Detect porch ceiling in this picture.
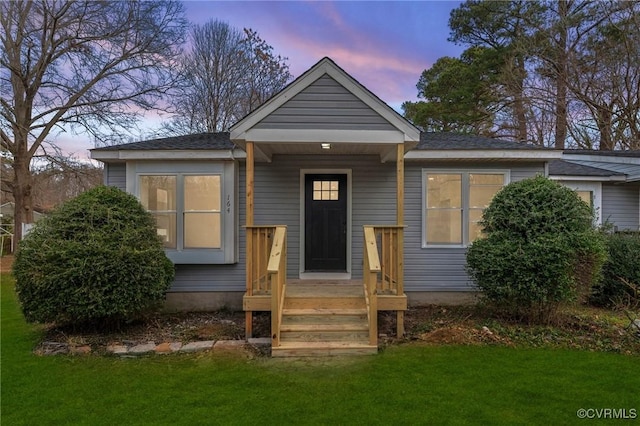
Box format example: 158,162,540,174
252,140,416,162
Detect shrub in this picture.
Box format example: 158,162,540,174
13,186,174,327
591,232,640,309
466,176,607,323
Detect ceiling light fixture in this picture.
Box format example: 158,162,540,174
321,143,331,150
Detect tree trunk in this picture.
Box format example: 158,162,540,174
514,55,528,143
12,154,34,243
554,0,569,149
597,107,614,150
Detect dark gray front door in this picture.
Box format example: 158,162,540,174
304,174,347,271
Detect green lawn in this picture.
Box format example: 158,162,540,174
2,273,638,425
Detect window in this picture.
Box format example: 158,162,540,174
313,180,339,200
140,175,177,248
557,181,601,225
130,162,237,264
576,190,593,208
424,170,508,246
140,175,222,250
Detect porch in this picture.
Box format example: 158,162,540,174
243,224,407,357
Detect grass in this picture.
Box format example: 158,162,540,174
2,273,639,425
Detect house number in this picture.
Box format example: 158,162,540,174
226,195,231,213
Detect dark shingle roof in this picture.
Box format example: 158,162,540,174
563,149,640,158
416,132,550,150
548,160,625,177
94,131,564,153
92,132,233,151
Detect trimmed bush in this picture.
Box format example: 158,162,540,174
591,232,640,309
13,186,174,327
466,176,607,323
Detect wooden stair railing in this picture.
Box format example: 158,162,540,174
266,226,287,348
363,226,381,346
364,225,405,337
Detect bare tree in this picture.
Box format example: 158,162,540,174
31,153,103,211
568,1,640,149
164,20,292,135
0,0,187,241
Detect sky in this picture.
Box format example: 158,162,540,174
59,0,465,159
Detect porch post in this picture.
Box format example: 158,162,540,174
396,143,405,337
246,141,254,226
245,141,255,338
396,143,404,225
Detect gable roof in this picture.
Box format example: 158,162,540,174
230,57,420,147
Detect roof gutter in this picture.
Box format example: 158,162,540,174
404,149,562,161
90,149,246,162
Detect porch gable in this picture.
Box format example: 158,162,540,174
230,57,420,162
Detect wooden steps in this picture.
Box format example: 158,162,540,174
271,282,378,357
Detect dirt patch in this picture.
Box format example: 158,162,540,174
42,311,271,351
19,298,640,356
1,255,14,273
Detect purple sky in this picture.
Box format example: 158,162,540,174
61,0,464,158
184,0,464,110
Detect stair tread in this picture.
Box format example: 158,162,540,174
282,308,367,315
281,323,368,332
275,341,376,349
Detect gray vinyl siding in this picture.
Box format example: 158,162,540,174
104,163,126,190
152,157,546,293
602,183,640,231
254,75,396,131
253,154,396,279
403,161,546,292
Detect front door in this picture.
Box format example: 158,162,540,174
304,174,347,271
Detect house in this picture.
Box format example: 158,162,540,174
91,57,637,356
0,201,46,222
0,202,46,254
549,151,640,229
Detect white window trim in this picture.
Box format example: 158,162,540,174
556,180,602,225
422,168,510,248
126,161,237,264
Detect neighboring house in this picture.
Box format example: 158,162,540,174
0,202,46,222
0,202,46,254
91,57,637,355
549,151,640,230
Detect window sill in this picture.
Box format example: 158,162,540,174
165,249,235,264
421,244,469,249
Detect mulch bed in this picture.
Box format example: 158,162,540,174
34,304,640,356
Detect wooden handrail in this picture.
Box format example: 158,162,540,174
368,225,404,296
363,226,381,346
246,225,277,296
267,226,287,347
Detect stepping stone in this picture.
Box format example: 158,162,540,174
180,341,214,353
129,342,156,355
155,342,182,353
213,340,246,353
70,345,92,355
106,345,128,355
